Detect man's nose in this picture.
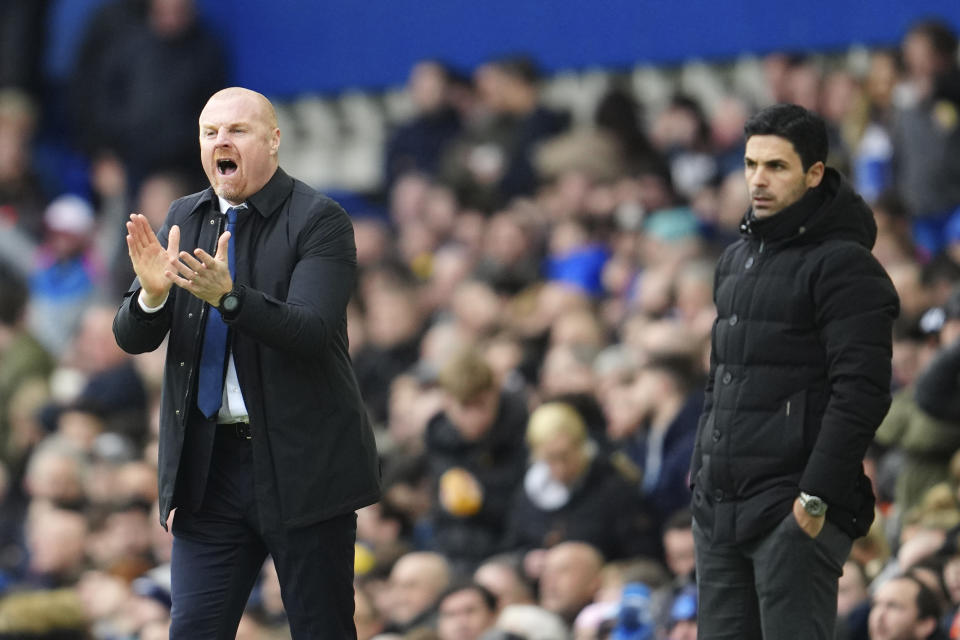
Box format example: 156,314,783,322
749,168,768,188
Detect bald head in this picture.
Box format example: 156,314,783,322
388,552,451,625
539,542,604,623
199,87,281,204
205,87,278,129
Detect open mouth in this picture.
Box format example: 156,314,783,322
216,159,238,176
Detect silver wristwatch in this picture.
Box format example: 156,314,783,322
799,491,827,517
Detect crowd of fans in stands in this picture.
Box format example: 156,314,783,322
1,1,960,639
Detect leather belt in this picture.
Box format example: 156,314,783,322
219,421,252,440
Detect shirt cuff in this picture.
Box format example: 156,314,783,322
138,290,169,313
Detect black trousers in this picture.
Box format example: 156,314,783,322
169,426,358,639
694,510,852,640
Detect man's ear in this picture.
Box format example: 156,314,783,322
917,616,936,640
805,161,825,188
270,128,281,157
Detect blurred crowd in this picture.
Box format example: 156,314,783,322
1,1,960,639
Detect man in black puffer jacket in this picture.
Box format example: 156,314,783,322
690,104,899,640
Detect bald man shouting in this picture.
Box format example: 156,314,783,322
114,87,380,639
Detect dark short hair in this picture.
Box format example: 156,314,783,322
664,508,693,532
491,54,541,84
641,354,698,395
743,103,828,171
438,581,498,613
908,19,959,60
899,572,942,624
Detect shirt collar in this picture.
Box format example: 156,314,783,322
217,196,247,214
190,167,294,218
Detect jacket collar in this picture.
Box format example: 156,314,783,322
188,167,294,218
739,176,828,244
738,168,876,249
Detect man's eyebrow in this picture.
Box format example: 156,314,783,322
744,155,790,165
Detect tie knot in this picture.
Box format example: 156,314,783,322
226,205,245,228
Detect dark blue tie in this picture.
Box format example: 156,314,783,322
197,206,239,418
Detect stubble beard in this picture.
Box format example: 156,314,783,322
213,181,243,203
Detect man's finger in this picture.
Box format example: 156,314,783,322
170,254,203,282
177,251,205,273
126,216,148,252
132,214,157,246
167,225,181,257
214,231,231,261
191,248,216,268
164,269,193,289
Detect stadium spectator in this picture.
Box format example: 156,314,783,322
102,169,193,297
473,555,536,612
876,288,960,519
424,348,527,571
869,573,947,640
0,88,47,244
385,60,464,188
68,0,226,187
837,559,872,640
23,504,88,588
665,585,698,640
494,603,571,640
611,355,702,526
503,402,658,561
915,286,960,422
661,510,696,590
26,195,104,357
441,54,569,211
0,263,53,468
593,87,662,176
650,94,719,201
436,582,498,640
354,267,427,425
382,551,451,635
356,582,386,640
893,19,960,257
537,541,604,625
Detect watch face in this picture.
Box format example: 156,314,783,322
222,293,239,312
803,496,826,516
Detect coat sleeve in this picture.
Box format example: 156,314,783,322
799,244,899,505
914,339,960,422
226,199,356,359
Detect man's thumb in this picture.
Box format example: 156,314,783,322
217,231,231,260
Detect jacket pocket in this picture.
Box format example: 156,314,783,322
784,389,807,454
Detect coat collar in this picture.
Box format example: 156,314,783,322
188,167,294,218
737,168,876,249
